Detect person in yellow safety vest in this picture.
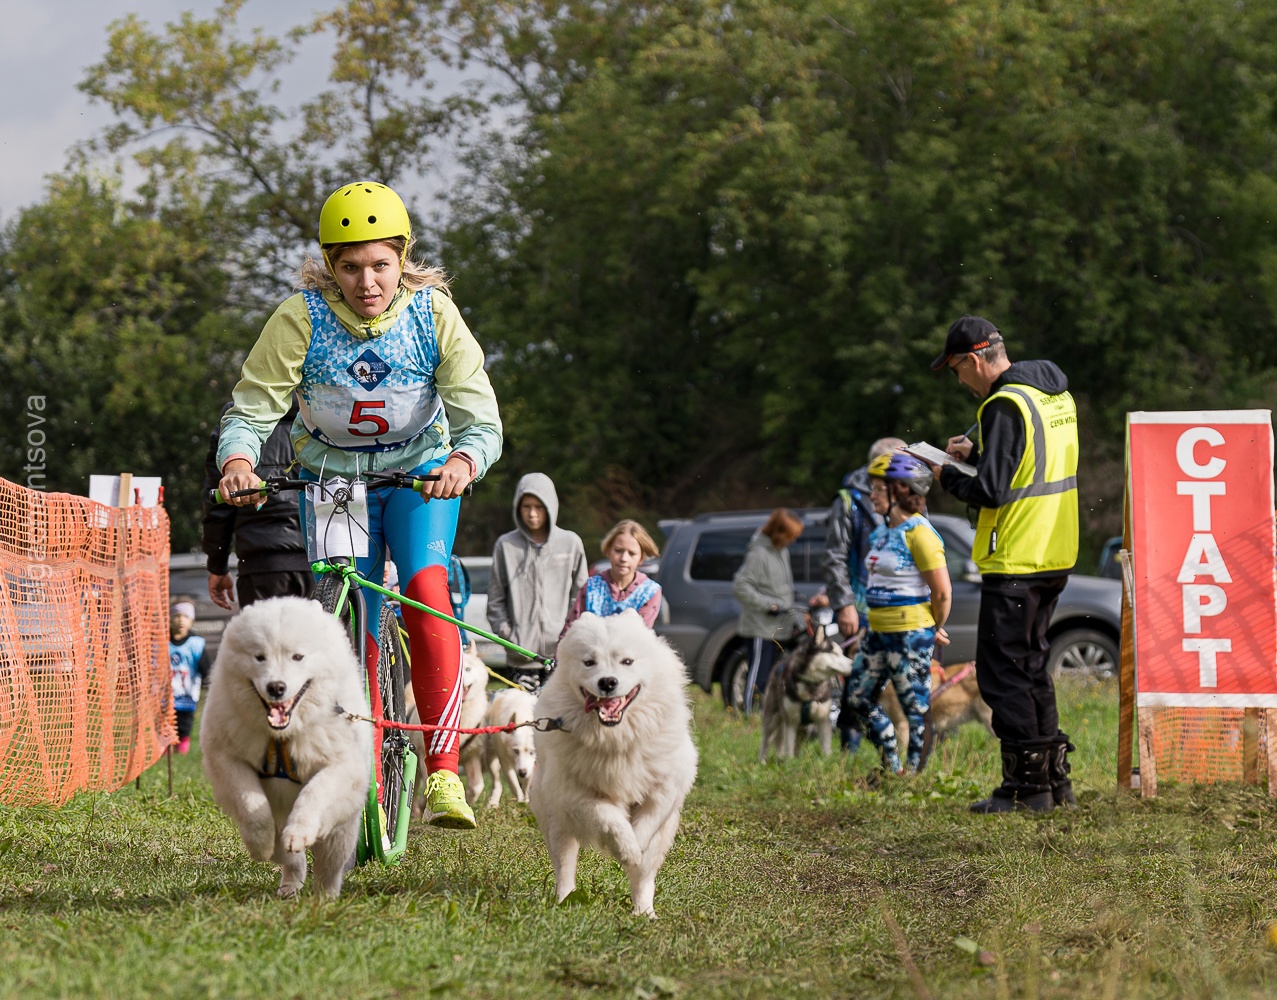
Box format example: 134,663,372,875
924,315,1079,814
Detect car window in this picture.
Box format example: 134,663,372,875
689,529,754,581
466,565,491,595
790,531,828,584
929,519,974,578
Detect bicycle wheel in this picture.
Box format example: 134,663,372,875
376,605,411,848
313,571,358,654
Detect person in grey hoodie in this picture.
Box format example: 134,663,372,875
488,473,589,686
732,508,804,713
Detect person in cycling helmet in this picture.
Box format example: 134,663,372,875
216,181,502,829
841,451,952,774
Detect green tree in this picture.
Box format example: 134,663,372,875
0,173,255,551
63,0,1277,553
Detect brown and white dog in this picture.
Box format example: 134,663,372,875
880,659,993,749
758,625,853,762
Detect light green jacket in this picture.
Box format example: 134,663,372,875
216,287,502,478
732,533,795,639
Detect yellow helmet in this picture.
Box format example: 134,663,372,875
318,181,411,247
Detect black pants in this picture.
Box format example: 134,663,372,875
237,570,315,607
976,574,1069,742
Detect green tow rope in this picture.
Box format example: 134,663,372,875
313,561,556,670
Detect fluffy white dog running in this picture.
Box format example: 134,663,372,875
202,597,372,899
530,610,698,917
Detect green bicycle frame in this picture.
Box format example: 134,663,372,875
316,564,418,866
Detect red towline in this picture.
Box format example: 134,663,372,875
337,707,566,735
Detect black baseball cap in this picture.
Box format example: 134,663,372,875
931,315,1002,370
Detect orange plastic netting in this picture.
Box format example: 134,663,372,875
0,477,173,806
1146,706,1266,785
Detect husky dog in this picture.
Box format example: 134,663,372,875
201,597,371,898
880,659,994,748
530,611,698,918
484,687,538,807
758,625,853,761
407,647,489,813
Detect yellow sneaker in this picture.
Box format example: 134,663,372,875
423,770,476,830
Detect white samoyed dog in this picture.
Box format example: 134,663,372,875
530,610,698,917
201,597,372,898
484,687,538,807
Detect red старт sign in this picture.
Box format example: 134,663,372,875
1128,410,1276,706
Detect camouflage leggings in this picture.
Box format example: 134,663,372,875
843,626,935,772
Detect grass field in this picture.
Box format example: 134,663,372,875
2,678,1276,999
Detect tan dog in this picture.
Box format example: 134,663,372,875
484,687,538,807
406,647,488,815
759,627,853,761
880,660,993,749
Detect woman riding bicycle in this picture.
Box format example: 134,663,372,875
216,180,502,829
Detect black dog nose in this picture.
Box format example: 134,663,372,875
265,680,287,700
597,676,618,695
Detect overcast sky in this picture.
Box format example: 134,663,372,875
0,1,330,221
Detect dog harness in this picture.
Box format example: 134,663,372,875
258,739,303,784
782,639,835,723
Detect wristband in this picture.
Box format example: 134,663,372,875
450,451,478,480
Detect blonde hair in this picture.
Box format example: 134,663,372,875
297,235,450,294
600,519,660,560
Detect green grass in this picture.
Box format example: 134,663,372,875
2,679,1277,998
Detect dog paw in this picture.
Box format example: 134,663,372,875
243,829,276,862
277,881,302,899
615,843,643,867
281,823,318,854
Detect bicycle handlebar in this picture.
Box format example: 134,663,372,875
207,470,455,505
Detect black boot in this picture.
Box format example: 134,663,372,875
1049,733,1077,808
970,740,1054,813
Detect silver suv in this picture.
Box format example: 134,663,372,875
654,509,1121,708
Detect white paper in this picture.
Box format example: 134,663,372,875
88,475,164,507
304,479,371,559
904,442,977,477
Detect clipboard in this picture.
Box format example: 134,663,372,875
904,441,977,477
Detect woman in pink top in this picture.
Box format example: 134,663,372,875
562,520,662,635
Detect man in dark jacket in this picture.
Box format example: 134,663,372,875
202,400,313,608
927,315,1079,813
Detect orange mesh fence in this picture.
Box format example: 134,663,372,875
0,477,173,806
1145,707,1266,785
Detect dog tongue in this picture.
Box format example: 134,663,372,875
268,703,291,728
595,697,626,721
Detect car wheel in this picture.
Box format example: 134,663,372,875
1047,627,1119,679
719,648,752,713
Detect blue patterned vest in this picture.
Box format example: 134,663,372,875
170,635,206,712
297,288,443,452
583,573,660,617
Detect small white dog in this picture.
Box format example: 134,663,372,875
406,647,488,813
758,626,853,762
201,597,371,898
530,611,698,918
484,687,538,807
